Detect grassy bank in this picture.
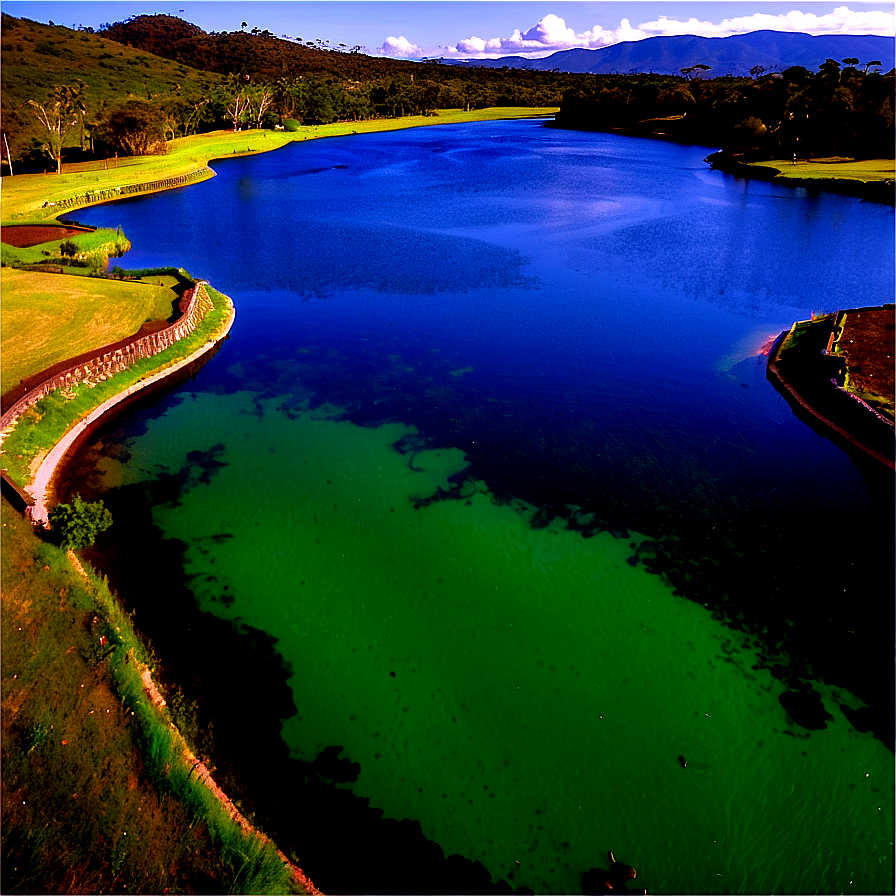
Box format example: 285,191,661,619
0,110,553,893
745,156,895,183
1,226,131,268
1,498,297,894
1,108,558,223
1,269,178,390
1,284,233,489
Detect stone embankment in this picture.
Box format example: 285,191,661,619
767,306,895,470
1,281,213,429
1,280,235,523
22,310,233,523
40,166,214,212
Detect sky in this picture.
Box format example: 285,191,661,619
3,1,894,59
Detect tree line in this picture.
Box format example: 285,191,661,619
10,12,895,172
556,59,894,159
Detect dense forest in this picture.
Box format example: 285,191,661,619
556,61,895,159
2,12,893,173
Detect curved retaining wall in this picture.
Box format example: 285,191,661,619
42,166,214,212
23,297,234,524
1,282,214,434
767,314,895,471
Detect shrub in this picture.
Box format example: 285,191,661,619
47,494,113,550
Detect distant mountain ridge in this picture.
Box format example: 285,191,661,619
442,30,895,77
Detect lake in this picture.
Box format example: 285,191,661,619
70,120,894,894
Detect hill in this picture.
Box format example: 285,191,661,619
97,13,416,81
0,13,227,166
0,13,581,170
2,13,892,172
444,30,895,77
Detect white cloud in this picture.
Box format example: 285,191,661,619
378,35,424,58
442,7,894,58
637,7,895,38
445,14,642,56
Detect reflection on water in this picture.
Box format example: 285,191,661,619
74,121,894,893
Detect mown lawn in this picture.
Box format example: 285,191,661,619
1,268,176,391
746,156,896,182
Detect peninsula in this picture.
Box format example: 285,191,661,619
767,305,895,470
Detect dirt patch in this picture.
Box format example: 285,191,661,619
837,306,895,420
1,224,94,248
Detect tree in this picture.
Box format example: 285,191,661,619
681,64,712,80
731,116,768,147
23,80,86,173
248,85,275,127
94,100,167,156
48,494,113,550
226,89,251,129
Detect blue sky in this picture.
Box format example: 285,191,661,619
3,1,894,58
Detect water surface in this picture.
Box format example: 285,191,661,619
75,121,894,894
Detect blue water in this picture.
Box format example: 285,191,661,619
74,120,895,894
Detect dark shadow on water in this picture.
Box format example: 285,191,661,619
77,472,543,895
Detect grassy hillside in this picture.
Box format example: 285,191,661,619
1,13,226,165
1,12,575,172
1,499,299,895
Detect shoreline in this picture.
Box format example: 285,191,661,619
704,151,895,204
1,111,559,895
1,109,559,224
766,310,895,471
24,294,235,522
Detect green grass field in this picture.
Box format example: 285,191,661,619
1,268,176,389
746,156,896,182
1,284,233,487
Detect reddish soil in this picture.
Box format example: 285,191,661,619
1,224,94,247
837,306,895,418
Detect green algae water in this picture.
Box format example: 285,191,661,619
90,389,893,895
74,121,895,893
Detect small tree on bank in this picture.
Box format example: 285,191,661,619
48,494,113,550
94,100,168,157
